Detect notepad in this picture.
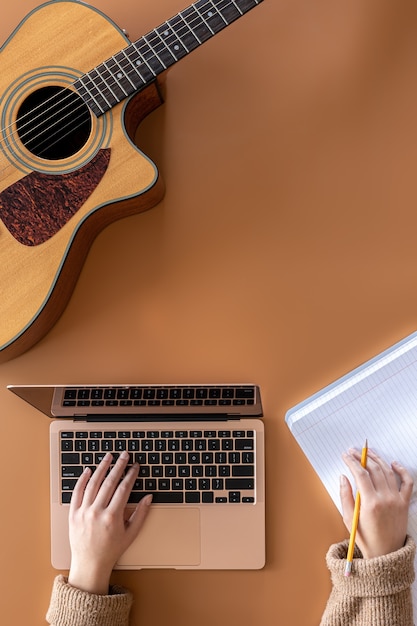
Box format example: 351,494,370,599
285,331,417,605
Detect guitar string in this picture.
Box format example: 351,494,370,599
0,0,253,166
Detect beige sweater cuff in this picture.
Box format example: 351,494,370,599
46,575,133,626
325,535,416,596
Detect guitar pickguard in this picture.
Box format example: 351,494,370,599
0,149,111,246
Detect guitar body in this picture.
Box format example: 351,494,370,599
0,1,164,362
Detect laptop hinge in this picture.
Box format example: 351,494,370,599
74,413,242,423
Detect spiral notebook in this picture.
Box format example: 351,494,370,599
285,331,417,607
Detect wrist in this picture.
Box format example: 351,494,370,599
68,562,112,595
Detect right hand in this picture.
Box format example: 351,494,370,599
340,449,413,559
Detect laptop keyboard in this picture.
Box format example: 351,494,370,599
60,427,256,505
55,385,261,416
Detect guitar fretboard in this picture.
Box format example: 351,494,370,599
74,0,263,117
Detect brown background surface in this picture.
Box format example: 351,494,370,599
2,0,417,624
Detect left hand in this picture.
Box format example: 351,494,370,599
68,450,152,594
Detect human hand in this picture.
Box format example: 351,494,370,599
340,449,413,559
68,450,152,594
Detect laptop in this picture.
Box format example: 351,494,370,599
8,383,265,570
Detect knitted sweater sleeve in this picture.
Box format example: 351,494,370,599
320,536,416,626
46,575,133,626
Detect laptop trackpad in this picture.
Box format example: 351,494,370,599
117,507,201,567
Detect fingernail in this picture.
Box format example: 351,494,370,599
143,494,153,506
340,474,347,487
120,450,129,460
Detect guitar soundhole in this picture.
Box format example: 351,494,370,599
16,86,92,160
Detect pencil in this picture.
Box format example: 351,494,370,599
344,440,368,577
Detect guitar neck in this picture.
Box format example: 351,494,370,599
74,0,263,116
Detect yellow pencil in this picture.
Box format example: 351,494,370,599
344,440,368,577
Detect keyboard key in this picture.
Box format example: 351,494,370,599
61,453,80,464
185,493,200,503
225,478,254,490
62,479,77,491
64,390,77,399
242,452,254,463
235,439,254,450
232,465,254,476
61,466,83,478
236,388,255,398
151,492,184,504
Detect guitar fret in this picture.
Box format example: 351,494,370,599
196,0,229,31
143,32,177,69
74,0,264,116
156,23,189,58
217,0,242,24
130,43,159,77
168,14,201,50
101,60,130,99
181,6,212,44
87,70,117,109
118,49,150,87
98,62,127,102
75,77,106,117
192,3,216,36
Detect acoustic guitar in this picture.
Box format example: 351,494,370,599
0,0,263,362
